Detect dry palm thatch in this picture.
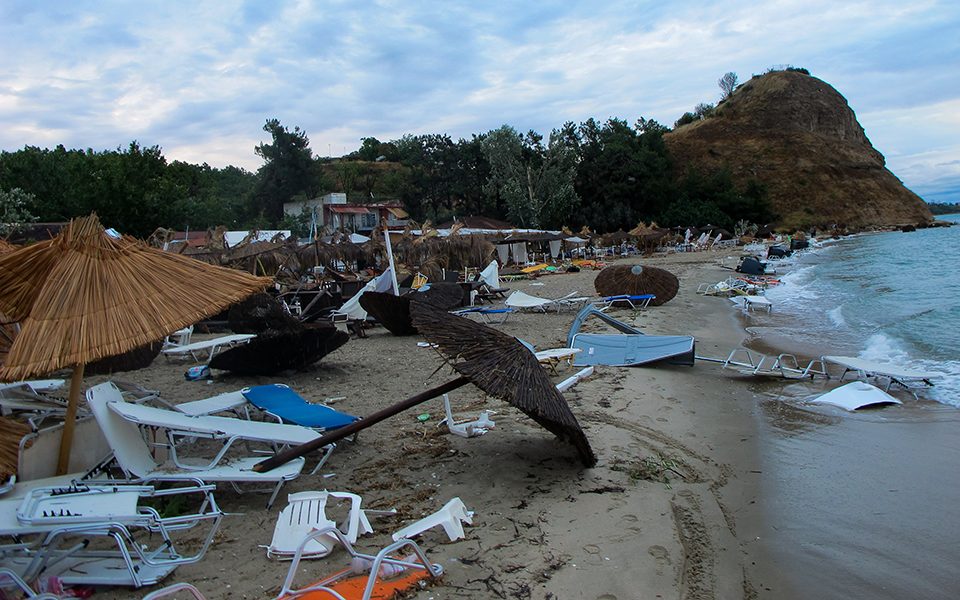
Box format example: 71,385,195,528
86,341,162,375
410,301,596,466
578,226,594,239
0,213,271,474
210,325,349,375
414,282,464,310
594,264,679,306
0,239,20,254
228,292,301,334
359,292,417,336
0,214,273,380
0,317,16,368
0,416,30,482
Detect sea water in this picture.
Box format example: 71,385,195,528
761,214,960,405
748,214,960,599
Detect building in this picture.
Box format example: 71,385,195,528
283,193,409,237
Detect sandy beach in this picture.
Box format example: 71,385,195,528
85,251,784,600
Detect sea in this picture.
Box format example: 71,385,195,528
742,214,960,599
758,213,960,406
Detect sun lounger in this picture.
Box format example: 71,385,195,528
821,355,939,394
161,334,256,363
85,382,305,508
534,347,582,375
0,477,222,588
505,290,585,313
729,295,773,313
599,294,656,310
242,384,359,431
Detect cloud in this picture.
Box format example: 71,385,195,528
0,0,957,201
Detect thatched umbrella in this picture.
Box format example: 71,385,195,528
210,325,349,375
0,214,271,474
1,416,31,484
0,240,18,254
360,283,467,337
253,301,596,473
594,264,679,306
359,292,417,336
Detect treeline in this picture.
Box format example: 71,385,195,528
927,201,960,216
1,116,775,238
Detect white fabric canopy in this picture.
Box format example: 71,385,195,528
336,268,395,320
496,244,510,264
478,260,501,289
510,243,528,264
549,239,562,258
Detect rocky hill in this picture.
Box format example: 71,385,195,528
664,70,933,229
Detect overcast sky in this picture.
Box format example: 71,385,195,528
1,1,958,202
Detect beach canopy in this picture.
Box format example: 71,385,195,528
0,213,272,472
594,264,679,306
410,301,595,466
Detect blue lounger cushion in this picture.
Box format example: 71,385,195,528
241,384,359,430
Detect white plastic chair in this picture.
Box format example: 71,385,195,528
391,498,474,542
266,491,372,560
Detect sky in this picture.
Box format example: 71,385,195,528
1,1,958,203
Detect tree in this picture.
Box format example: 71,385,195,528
0,187,37,235
481,125,578,228
718,71,738,100
252,119,318,223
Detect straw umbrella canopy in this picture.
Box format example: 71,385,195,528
253,301,597,473
0,214,272,474
411,302,595,465
594,264,679,306
1,416,31,484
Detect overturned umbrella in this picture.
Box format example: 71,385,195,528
254,301,596,472
594,264,679,306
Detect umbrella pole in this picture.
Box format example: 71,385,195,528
254,376,470,473
56,363,85,475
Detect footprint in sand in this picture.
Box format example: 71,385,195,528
596,595,618,600
648,545,672,575
584,544,601,554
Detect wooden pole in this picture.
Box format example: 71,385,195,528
56,363,85,475
254,376,470,472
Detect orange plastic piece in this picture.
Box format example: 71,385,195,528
282,566,435,600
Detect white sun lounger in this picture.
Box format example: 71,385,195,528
505,290,585,313
534,347,582,374
729,295,773,313
821,355,939,394
161,334,256,363
85,382,305,508
0,478,222,588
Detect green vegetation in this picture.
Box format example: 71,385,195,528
1,113,776,236
927,201,960,215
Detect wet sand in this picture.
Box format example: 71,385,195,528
732,286,960,599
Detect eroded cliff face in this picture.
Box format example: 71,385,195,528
664,71,932,229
